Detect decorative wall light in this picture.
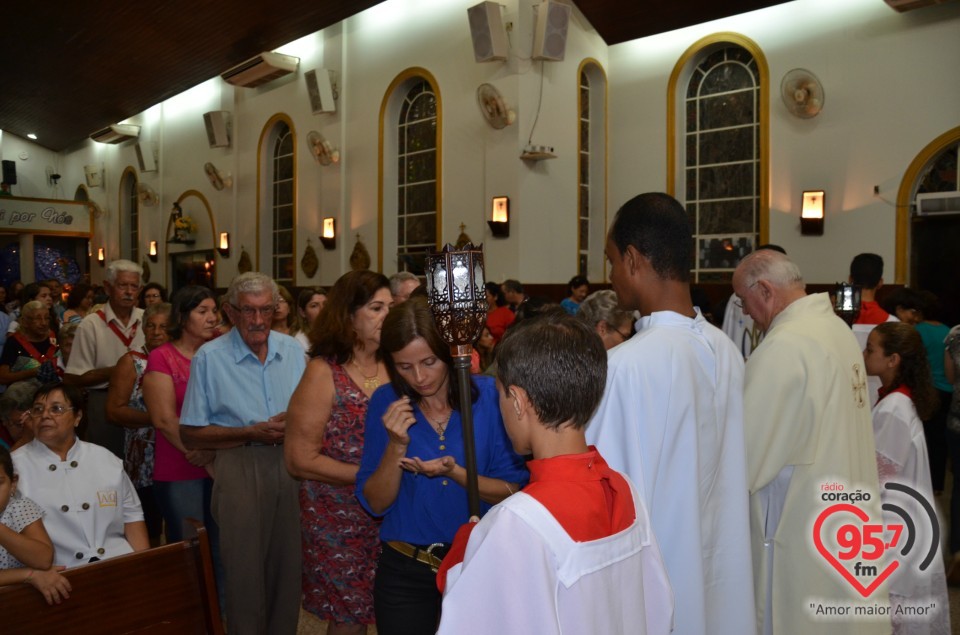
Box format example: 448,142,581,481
801,190,824,236
218,232,230,258
148,241,159,262
488,196,510,238
321,217,336,250
97,247,106,266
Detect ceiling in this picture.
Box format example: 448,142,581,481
2,0,793,153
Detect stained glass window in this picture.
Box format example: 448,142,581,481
272,122,294,283
684,46,760,282
397,80,438,275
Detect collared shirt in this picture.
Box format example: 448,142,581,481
12,438,143,566
65,303,145,389
180,328,306,428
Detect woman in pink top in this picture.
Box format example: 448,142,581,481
142,286,219,543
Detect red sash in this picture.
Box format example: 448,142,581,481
12,332,58,365
97,310,139,350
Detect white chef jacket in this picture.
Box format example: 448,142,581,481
12,438,143,566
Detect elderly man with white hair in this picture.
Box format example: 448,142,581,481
65,259,145,459
732,250,890,635
179,272,306,635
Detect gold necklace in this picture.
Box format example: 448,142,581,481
351,359,381,391
422,403,451,440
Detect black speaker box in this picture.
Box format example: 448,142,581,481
1,160,16,185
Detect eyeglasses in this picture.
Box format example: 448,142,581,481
732,281,760,310
231,304,275,319
29,404,75,418
614,327,634,341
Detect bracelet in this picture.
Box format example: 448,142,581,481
24,569,35,581
504,482,515,496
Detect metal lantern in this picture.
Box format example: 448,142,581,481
833,282,862,327
424,242,488,518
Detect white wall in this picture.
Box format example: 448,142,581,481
3,0,958,288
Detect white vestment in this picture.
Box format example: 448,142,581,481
437,482,673,635
745,293,890,635
586,309,756,635
872,392,950,635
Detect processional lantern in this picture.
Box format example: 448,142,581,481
424,243,488,518
833,282,861,327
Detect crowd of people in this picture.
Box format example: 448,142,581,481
0,191,957,635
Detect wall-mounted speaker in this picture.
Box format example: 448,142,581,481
1,160,16,185
135,142,157,172
84,165,102,188
532,0,571,61
305,69,337,114
467,2,508,63
203,111,232,148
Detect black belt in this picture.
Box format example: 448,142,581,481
385,541,451,572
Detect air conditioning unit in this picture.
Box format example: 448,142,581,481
221,51,299,88
915,191,960,216
883,0,950,12
90,124,140,144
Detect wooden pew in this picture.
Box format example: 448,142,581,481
0,520,223,635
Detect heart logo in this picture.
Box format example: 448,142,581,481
813,503,899,598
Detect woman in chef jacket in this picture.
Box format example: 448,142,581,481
11,383,148,566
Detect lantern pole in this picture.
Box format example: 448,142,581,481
423,243,487,519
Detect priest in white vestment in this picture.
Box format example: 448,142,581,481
586,192,756,635
733,250,891,635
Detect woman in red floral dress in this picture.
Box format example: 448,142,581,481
285,270,392,635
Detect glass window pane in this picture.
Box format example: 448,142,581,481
580,85,589,118
407,151,436,183
580,120,589,151
277,155,294,181
580,185,589,217
276,256,294,281
406,121,437,152
698,127,753,164
278,133,293,156
686,100,697,132
698,164,754,200
698,199,755,234
699,63,751,95
405,214,436,246
275,229,293,254
698,236,753,270
686,169,697,201
276,180,293,206
699,91,754,131
580,154,589,185
275,204,293,229
406,183,436,214
918,144,958,193
579,219,589,245
686,134,697,167
687,69,703,99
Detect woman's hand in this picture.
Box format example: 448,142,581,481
381,396,418,446
25,566,72,605
399,455,455,477
184,449,215,467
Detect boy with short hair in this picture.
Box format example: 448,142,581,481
436,313,673,635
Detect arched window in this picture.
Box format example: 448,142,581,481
578,60,607,280
669,34,768,282
379,68,441,275
268,121,296,284
120,169,139,263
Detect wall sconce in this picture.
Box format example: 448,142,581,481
488,196,510,238
218,232,230,258
320,217,336,250
148,241,159,262
801,190,824,236
97,247,106,266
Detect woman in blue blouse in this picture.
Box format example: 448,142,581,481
356,296,528,635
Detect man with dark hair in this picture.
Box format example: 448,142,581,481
500,279,526,312
437,313,672,635
849,253,897,406
586,192,754,635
